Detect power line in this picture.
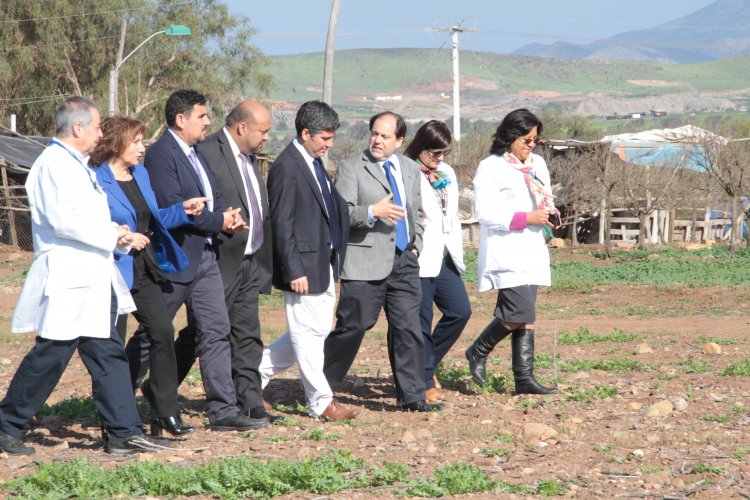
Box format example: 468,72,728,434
0,1,192,24
0,29,166,53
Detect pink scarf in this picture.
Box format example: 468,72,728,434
503,152,559,215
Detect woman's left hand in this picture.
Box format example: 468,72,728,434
184,197,209,216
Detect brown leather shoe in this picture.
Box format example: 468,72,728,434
426,387,444,402
319,398,360,421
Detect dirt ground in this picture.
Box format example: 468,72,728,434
1,244,750,498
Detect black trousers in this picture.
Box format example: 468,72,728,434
173,254,265,413
127,247,238,422
324,250,426,405
117,270,179,418
0,292,143,439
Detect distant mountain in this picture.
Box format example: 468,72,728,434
513,0,750,63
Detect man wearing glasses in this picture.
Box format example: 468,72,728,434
323,111,443,413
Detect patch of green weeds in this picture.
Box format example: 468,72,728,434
567,386,618,404
402,462,497,497
274,416,298,427
689,463,725,475
185,365,202,386
516,399,541,410
481,447,511,458
637,466,666,474
535,479,568,496
678,358,710,373
561,358,644,372
4,450,408,499
698,413,732,423
558,326,643,345
695,336,740,346
721,357,750,376
731,446,750,460
594,443,614,455
302,429,341,441
437,366,510,394
266,434,291,443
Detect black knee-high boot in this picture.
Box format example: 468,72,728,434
511,328,557,394
465,318,513,385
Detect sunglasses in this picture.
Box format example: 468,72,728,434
427,148,452,158
518,136,541,146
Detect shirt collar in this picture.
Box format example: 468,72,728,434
168,129,193,157
222,128,243,162
292,137,316,167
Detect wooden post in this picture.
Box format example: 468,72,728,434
703,206,711,240
667,208,675,243
599,199,609,245
0,165,19,247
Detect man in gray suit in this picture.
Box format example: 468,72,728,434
323,111,443,412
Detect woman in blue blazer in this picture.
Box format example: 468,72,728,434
91,116,206,437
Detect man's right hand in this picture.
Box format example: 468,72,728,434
290,276,309,295
371,193,405,223
222,207,247,233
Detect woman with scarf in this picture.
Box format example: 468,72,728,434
466,109,559,394
404,121,471,402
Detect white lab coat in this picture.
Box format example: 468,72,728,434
418,162,465,277
11,139,135,340
474,153,552,292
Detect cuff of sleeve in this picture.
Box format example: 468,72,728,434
368,205,376,224
509,211,528,230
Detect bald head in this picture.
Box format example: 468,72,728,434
225,100,272,156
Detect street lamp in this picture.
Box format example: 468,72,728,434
108,24,191,116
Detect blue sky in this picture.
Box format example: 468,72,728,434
226,0,716,55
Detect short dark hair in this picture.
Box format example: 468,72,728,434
489,108,543,156
369,111,407,139
165,89,207,127
294,100,340,136
403,120,451,161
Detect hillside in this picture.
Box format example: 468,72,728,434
267,49,750,121
513,0,750,63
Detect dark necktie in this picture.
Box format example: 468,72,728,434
382,160,408,251
313,158,341,250
239,153,264,253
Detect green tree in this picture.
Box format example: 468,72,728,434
0,1,272,137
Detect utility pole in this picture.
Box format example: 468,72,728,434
451,26,462,142
431,23,477,144
322,0,341,105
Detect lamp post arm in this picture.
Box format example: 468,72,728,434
115,30,166,73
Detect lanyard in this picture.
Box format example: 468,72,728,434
50,139,102,193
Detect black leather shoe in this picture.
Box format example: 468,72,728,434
248,405,282,424
209,412,269,431
150,416,195,437
0,431,34,455
399,400,444,412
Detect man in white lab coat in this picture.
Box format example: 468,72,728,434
0,97,172,456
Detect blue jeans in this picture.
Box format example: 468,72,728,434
420,255,472,389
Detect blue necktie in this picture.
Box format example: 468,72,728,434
313,158,341,250
382,160,408,251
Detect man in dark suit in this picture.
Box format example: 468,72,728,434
257,100,359,421
323,111,443,412
131,89,260,431
188,100,276,424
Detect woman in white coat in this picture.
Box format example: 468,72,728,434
466,109,559,395
404,121,471,402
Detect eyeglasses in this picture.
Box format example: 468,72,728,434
427,148,452,158
517,136,541,146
